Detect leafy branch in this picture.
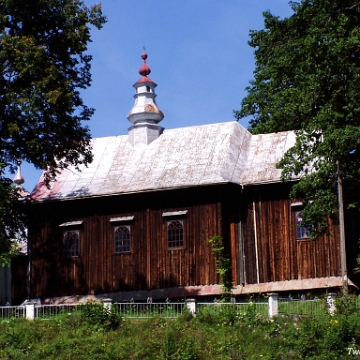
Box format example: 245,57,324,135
208,235,233,301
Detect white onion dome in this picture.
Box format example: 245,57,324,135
127,52,164,125
13,159,25,187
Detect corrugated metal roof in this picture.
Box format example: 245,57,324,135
31,121,296,202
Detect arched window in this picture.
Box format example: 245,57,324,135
167,220,184,248
63,231,80,257
114,226,131,253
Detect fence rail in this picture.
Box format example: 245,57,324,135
197,301,268,317
113,302,185,318
278,298,325,316
36,304,81,318
0,306,24,320
0,294,341,321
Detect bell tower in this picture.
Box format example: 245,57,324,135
127,52,164,146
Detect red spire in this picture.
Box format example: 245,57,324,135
139,52,151,77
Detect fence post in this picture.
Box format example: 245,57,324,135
103,298,112,313
185,298,196,317
327,293,336,315
268,293,278,318
25,302,35,320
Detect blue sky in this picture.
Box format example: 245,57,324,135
20,1,294,191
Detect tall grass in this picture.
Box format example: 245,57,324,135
1,296,360,359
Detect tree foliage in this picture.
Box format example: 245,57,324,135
235,0,360,230
208,235,233,300
0,0,106,265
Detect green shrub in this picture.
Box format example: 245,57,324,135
80,300,122,331
2,296,360,359
208,235,233,300
196,303,262,326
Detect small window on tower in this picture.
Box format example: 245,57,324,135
146,86,150,92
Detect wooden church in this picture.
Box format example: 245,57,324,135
26,53,357,302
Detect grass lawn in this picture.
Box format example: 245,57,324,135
1,297,360,359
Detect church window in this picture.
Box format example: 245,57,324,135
114,226,131,253
63,230,80,257
167,220,184,248
295,211,312,239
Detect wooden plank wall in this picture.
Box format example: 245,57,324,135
11,255,28,305
238,184,342,284
345,208,360,284
29,186,229,298
28,182,345,300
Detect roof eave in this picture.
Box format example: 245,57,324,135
30,180,236,204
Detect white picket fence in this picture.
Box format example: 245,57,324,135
0,293,338,321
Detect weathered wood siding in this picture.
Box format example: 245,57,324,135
28,183,344,299
237,184,341,284
11,255,28,305
29,186,229,298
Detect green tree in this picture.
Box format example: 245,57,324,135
208,236,233,300
0,0,106,266
235,0,360,231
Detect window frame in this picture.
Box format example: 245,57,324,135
167,219,185,249
295,210,312,240
114,225,132,253
291,207,314,241
63,230,80,258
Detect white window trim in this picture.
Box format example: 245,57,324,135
162,210,188,217
290,202,303,207
110,216,134,223
59,220,83,227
